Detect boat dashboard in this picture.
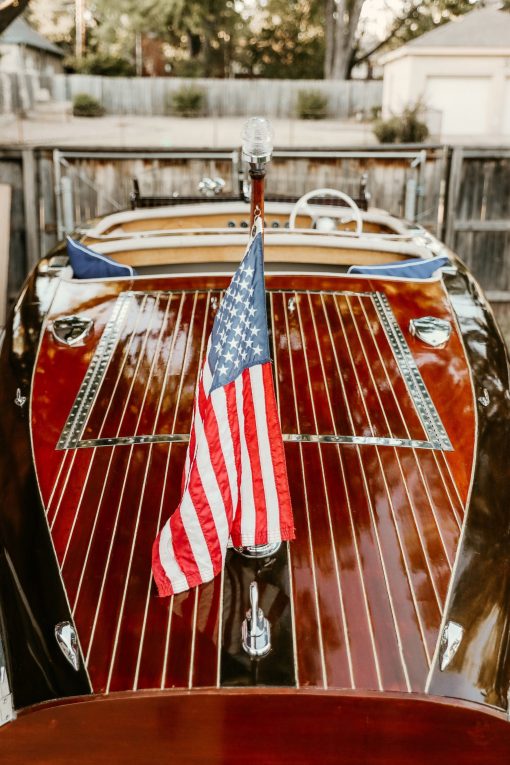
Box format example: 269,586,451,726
48,197,447,277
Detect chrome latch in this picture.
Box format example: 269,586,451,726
242,581,271,658
439,620,464,671
409,316,451,348
51,315,93,347
234,541,281,559
55,621,80,671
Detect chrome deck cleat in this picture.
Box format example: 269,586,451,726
241,581,271,658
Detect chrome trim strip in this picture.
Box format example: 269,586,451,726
69,433,445,450
283,434,441,449
373,292,452,451
76,434,191,448
57,292,133,450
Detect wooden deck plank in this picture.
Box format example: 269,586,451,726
31,273,475,695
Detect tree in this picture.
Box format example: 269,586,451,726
164,0,247,78
325,0,480,80
242,0,324,79
0,0,31,35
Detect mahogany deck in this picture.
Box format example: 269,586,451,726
31,273,475,695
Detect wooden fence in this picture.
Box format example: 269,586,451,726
1,143,510,337
0,73,382,118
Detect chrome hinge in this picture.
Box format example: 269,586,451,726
0,639,15,726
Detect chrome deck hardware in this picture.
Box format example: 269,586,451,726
55,621,80,671
235,541,281,559
51,315,94,347
439,620,464,671
14,388,26,408
409,316,452,348
242,581,271,658
478,388,490,407
198,177,225,197
0,636,14,726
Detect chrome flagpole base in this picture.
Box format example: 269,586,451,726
234,541,282,559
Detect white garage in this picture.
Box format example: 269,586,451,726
381,4,510,142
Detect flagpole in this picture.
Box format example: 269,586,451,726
241,117,274,229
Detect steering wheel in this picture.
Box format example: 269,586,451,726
289,188,363,235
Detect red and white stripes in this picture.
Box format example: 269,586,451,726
153,357,294,597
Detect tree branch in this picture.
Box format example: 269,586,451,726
352,2,421,66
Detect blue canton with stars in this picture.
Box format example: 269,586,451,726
208,231,270,392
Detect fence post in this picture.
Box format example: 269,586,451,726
53,149,64,240
444,146,464,249
21,148,40,271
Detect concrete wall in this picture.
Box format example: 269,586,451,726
382,52,510,141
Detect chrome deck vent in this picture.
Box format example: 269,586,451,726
409,316,451,348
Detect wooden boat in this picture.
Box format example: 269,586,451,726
2,123,510,762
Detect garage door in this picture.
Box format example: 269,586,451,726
425,76,491,136
503,78,510,135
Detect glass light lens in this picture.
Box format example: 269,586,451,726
242,117,273,160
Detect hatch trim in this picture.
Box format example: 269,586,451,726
56,288,452,452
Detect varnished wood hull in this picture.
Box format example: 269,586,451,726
3,690,510,764
2,226,510,760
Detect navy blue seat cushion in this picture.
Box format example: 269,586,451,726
348,254,450,279
66,236,136,279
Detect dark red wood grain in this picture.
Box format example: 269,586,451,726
2,690,508,765
31,273,475,695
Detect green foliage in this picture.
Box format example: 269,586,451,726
28,0,495,82
72,93,105,117
374,104,429,144
167,85,206,117
65,53,135,76
296,89,328,120
373,116,401,143
243,0,325,78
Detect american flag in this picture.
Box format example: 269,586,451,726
152,220,294,596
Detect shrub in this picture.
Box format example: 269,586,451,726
297,89,328,120
167,85,206,117
72,93,104,117
374,104,429,144
399,105,429,143
373,115,401,143
65,54,135,77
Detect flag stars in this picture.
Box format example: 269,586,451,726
253,345,263,356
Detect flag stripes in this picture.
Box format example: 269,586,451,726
153,226,294,596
